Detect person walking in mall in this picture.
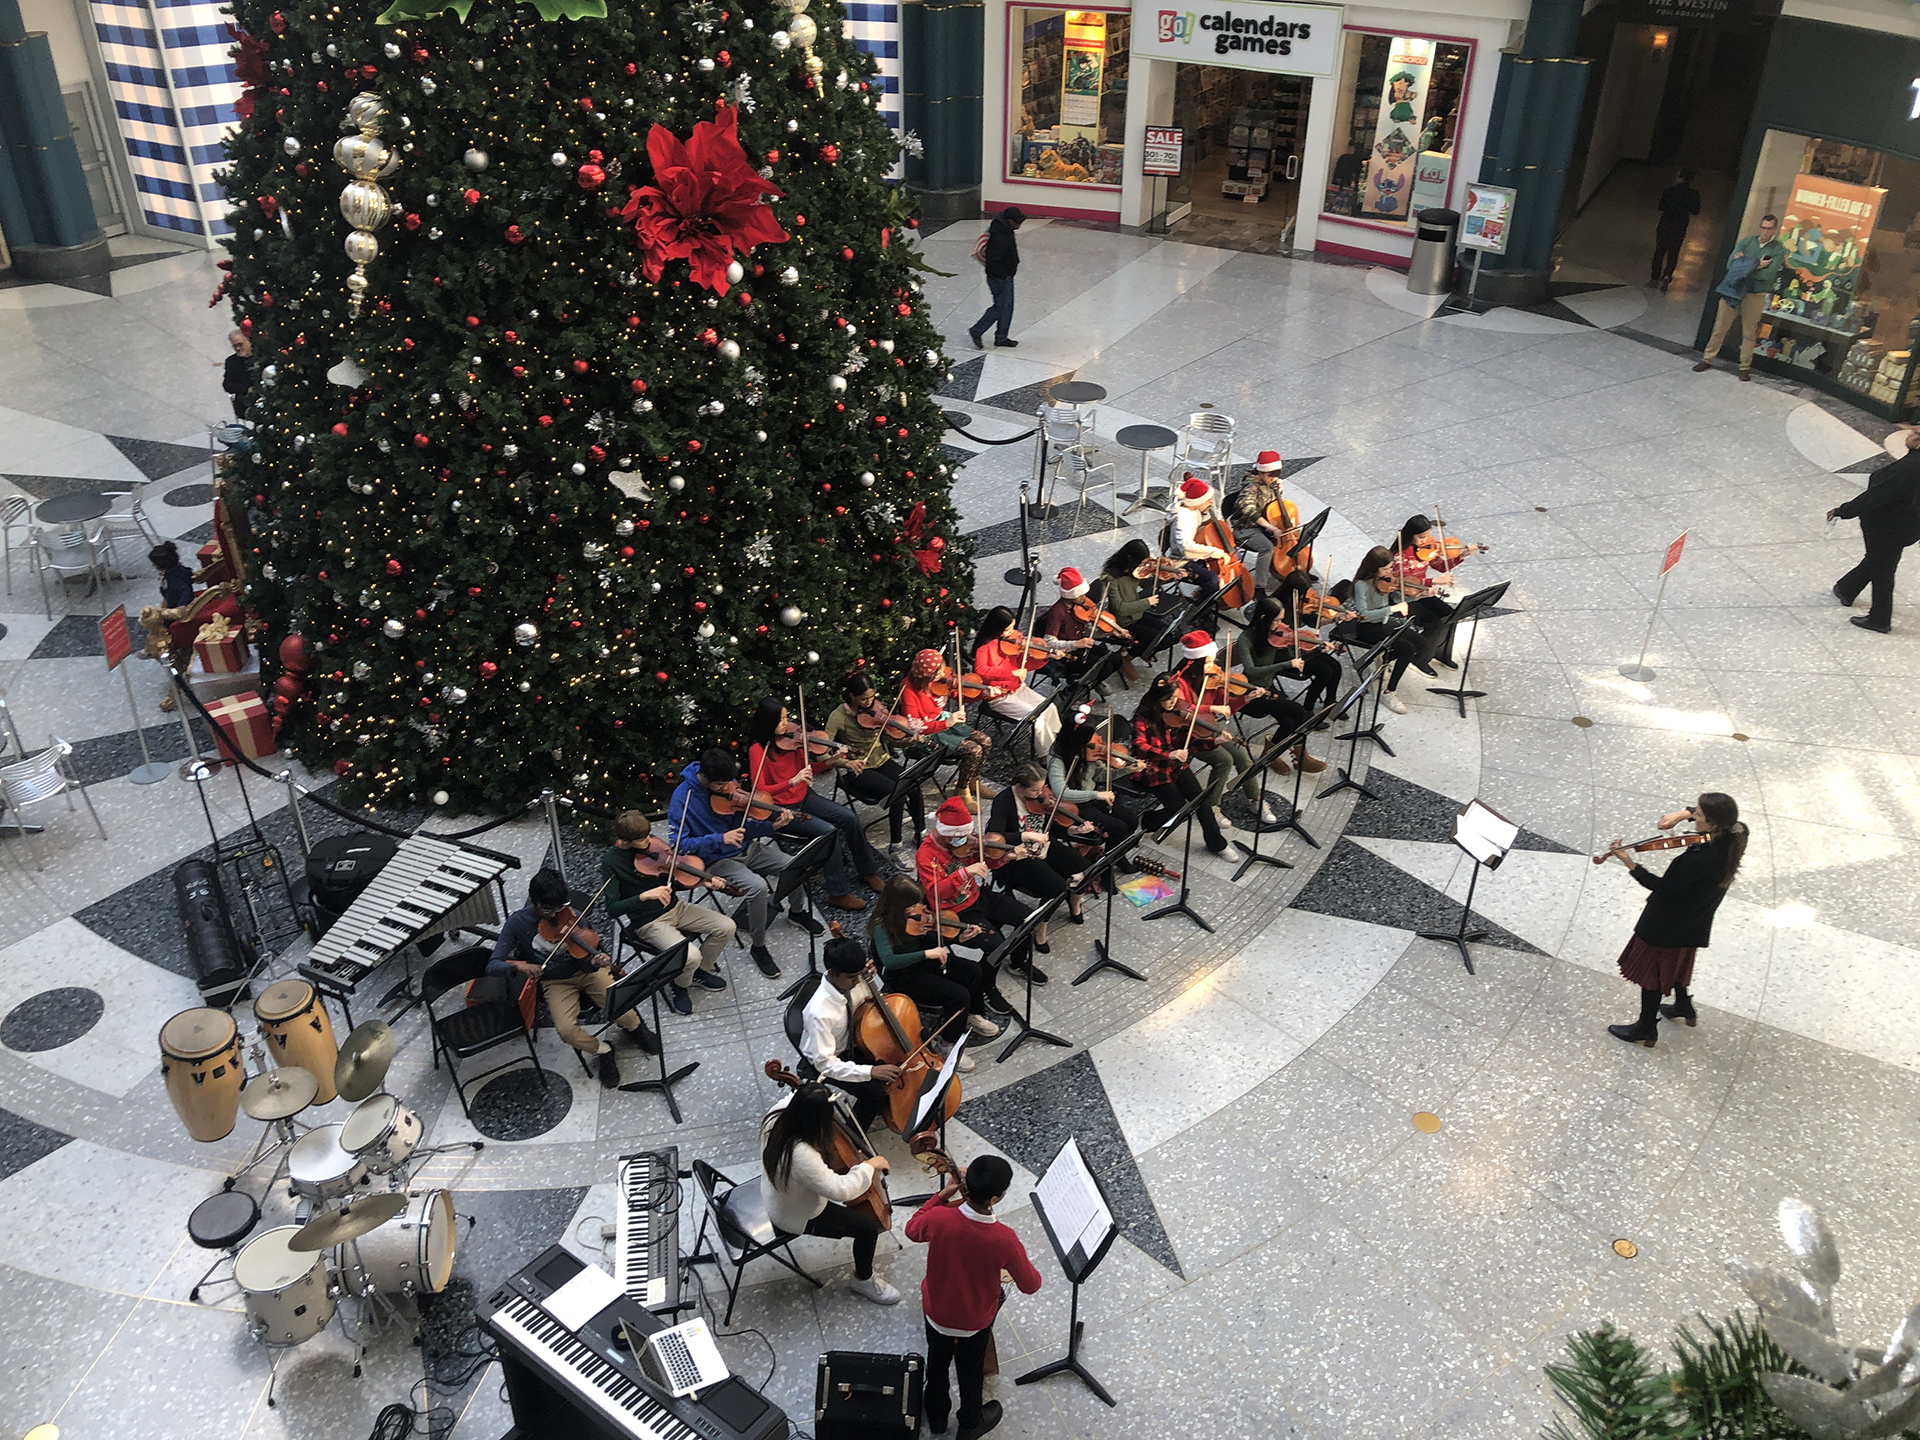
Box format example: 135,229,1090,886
1692,213,1784,381
1601,794,1747,1047
1649,168,1700,291
968,208,1025,350
1828,425,1920,633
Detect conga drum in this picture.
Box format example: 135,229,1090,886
253,980,339,1103
160,1008,245,1142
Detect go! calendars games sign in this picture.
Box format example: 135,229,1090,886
1131,0,1343,75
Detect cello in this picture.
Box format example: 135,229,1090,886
762,1059,892,1233
850,950,964,1138
1193,500,1254,610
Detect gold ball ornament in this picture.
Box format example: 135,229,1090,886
338,180,393,231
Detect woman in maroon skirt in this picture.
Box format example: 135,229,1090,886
1603,793,1748,1047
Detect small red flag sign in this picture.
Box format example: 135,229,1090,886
100,606,132,670
1661,531,1688,577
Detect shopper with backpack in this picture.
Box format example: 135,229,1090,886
967,208,1026,350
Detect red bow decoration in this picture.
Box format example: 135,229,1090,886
618,102,788,295
902,502,945,576
227,26,271,122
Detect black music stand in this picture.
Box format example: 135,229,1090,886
1070,824,1146,986
1415,799,1517,975
1018,1138,1121,1407
1231,711,1314,880
1142,786,1212,934
614,939,701,1123
1316,633,1396,803
1332,625,1399,758
773,831,837,999
1426,581,1511,719
987,893,1070,1063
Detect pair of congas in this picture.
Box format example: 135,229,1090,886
159,981,337,1143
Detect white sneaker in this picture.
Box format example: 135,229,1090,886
967,1013,1004,1040
1259,799,1283,827
931,1039,979,1073
1213,807,1236,833
849,1274,901,1306
1384,692,1409,715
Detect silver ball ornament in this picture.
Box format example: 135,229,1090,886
383,618,407,638
668,475,686,491
860,472,875,487
444,686,468,704
718,339,741,363
780,605,803,627
826,375,847,393
514,622,539,646
463,148,489,171
432,790,450,805
726,261,744,284
571,462,587,476
614,518,635,537
283,136,301,156
550,152,568,167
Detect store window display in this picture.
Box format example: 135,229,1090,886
1321,32,1469,223
1008,8,1130,187
1743,133,1920,418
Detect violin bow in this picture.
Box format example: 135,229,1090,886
1180,664,1205,755
539,875,615,971
1103,704,1113,795
796,682,810,767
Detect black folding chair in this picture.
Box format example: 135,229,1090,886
686,1158,821,1325
422,945,544,1120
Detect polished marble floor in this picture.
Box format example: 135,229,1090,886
2,219,1917,1440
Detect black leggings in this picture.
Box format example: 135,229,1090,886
1143,770,1225,851
841,759,924,844
884,953,986,1025
804,1201,881,1279
952,892,1032,973
924,1320,994,1430
1334,619,1425,691
996,852,1082,909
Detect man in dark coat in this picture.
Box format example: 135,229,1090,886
968,207,1025,350
1650,168,1700,290
1829,428,1920,633
222,331,252,419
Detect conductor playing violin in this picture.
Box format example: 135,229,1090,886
488,868,662,1088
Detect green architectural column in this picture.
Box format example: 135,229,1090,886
1471,0,1590,305
901,0,983,221
0,0,105,279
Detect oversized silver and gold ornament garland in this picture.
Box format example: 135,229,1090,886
332,92,402,317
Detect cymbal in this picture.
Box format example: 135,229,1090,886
241,1066,319,1120
288,1192,408,1251
334,1019,394,1103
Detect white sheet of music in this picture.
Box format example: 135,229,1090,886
912,1033,970,1134
1033,1137,1112,1259
543,1257,620,1331
1455,800,1518,866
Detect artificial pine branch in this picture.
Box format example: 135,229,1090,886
1544,1325,1673,1440
1666,1311,1810,1440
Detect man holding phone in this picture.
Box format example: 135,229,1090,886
1693,213,1785,382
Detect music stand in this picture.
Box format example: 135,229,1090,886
986,893,1070,1063
1426,582,1510,719
1414,799,1517,975
1316,632,1396,803
1070,824,1146,986
1018,1137,1120,1407
1231,707,1324,880
1332,625,1399,758
614,940,701,1123
773,831,836,1000
1142,786,1213,934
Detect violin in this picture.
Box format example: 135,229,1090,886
1133,557,1187,582
537,904,606,968
1201,663,1266,701
904,903,974,942
632,837,745,895
1592,832,1712,865
928,670,993,702
1413,536,1487,566
1068,595,1128,639
1018,784,1082,825
1268,623,1324,653
992,627,1072,669
1083,732,1137,775
1167,698,1229,742
774,719,844,760
709,783,790,824
763,1059,891,1232
853,697,917,742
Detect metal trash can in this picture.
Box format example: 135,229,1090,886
1407,208,1460,296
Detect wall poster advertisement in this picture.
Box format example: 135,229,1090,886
1361,36,1434,220
1061,11,1107,128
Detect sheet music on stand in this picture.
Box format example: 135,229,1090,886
1454,800,1518,869
911,1033,969,1134
1032,1138,1114,1275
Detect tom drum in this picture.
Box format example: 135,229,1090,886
236,1225,336,1346
339,1092,422,1175
159,1008,244,1143
253,979,339,1104
288,1122,369,1202
333,1188,456,1298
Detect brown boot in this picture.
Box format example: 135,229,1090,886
1295,742,1327,775
1119,656,1139,685
1269,751,1292,776
827,893,869,911
1690,360,1711,372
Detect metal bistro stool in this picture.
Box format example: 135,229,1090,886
187,1188,262,1302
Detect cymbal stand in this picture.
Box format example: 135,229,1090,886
225,1114,310,1192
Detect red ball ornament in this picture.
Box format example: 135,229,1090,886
576,163,606,191
693,601,707,612
630,378,647,393
505,224,523,244
537,414,553,427
462,188,480,205
841,246,854,261
504,329,518,343
700,328,719,348
820,144,839,164
897,428,908,439
413,433,430,448
468,586,482,597
268,8,286,28
736,291,752,308
411,46,428,62
512,365,526,377
479,660,498,678
625,62,637,74
333,760,352,776
403,212,421,231
621,545,634,557
332,422,348,436
626,316,641,328
794,214,806,226
589,445,606,462
465,315,480,328
896,302,911,316
278,634,312,673
385,558,402,575
571,358,589,374
655,671,669,683
765,149,780,164
687,439,702,452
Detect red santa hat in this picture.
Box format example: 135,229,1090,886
934,797,975,838
1253,451,1284,473
1057,566,1089,599
1179,475,1211,502
1178,630,1216,660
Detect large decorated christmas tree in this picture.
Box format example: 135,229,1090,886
216,0,970,809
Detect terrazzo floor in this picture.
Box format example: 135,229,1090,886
2,218,1917,1440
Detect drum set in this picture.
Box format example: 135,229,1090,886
161,980,477,1393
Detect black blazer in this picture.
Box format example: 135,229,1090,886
1835,449,1920,546
1630,835,1738,949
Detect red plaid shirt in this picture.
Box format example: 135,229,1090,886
1131,714,1186,788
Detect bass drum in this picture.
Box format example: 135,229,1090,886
236,1225,336,1346
333,1188,456,1298
288,1122,369,1202
253,979,339,1104
339,1092,422,1175
159,1008,244,1142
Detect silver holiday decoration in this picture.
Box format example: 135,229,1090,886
332,93,401,316
1729,1197,1920,1438
382,618,406,638
779,605,803,626
514,622,539,646
463,148,489,171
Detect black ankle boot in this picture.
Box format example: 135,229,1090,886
1608,988,1661,1048
1659,988,1698,1027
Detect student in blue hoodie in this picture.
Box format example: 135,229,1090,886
667,748,825,977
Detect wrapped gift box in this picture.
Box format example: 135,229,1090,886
205,690,277,762
195,632,249,674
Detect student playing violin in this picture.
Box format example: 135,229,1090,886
971,607,1059,757
1168,631,1261,830
1093,539,1179,673
1232,593,1332,780
869,876,1001,1048
1047,715,1140,843
602,810,740,1018
1131,674,1230,855
1393,513,1485,669
986,763,1092,951
1342,545,1441,716
916,798,1035,1007
748,699,890,913
898,649,995,809
1038,567,1117,687
824,675,927,857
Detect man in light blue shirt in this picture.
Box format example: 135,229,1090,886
1694,213,1786,381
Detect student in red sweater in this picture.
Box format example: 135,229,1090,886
904,1154,1043,1439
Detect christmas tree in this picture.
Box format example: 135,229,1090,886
215,0,970,809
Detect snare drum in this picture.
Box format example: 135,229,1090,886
288,1122,369,1202
236,1225,336,1346
339,1092,422,1175
334,1188,456,1298
253,980,339,1104
159,1008,245,1142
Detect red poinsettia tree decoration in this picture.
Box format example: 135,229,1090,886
902,502,946,575
227,25,271,122
619,102,787,295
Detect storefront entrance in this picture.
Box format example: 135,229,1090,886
1167,66,1313,235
